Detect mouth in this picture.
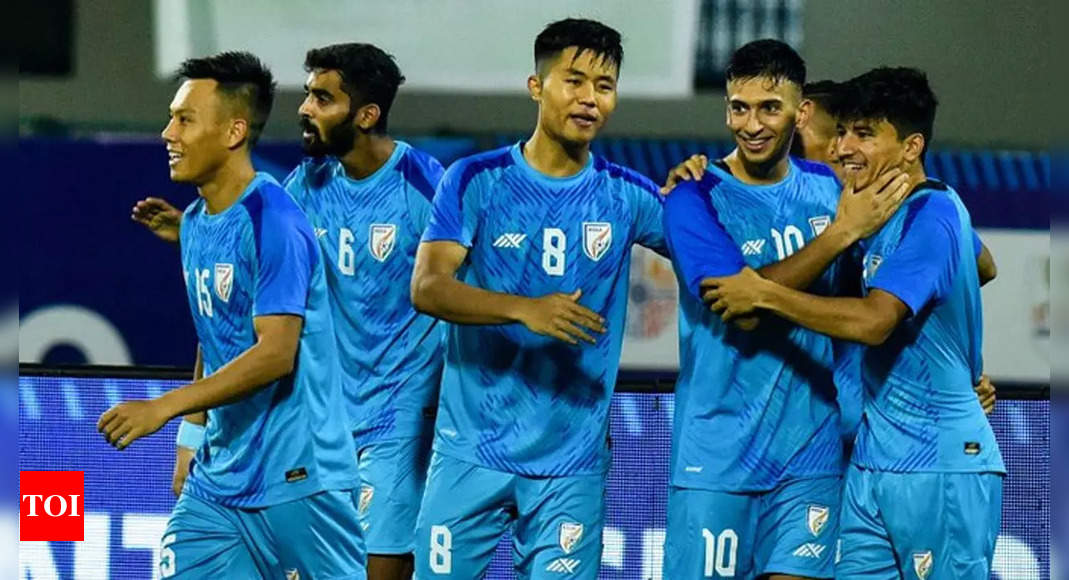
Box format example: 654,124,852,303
840,160,866,174
569,113,598,129
739,135,772,153
167,150,183,168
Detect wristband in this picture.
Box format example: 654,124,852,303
176,419,206,449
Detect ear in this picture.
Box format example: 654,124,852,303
527,74,542,102
226,118,250,149
795,98,814,130
355,103,382,132
902,132,925,164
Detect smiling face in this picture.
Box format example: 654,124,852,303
835,117,911,189
529,46,618,148
160,79,236,185
726,75,807,168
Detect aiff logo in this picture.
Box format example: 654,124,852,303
20,471,85,541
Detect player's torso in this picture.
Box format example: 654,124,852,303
288,151,443,441
435,156,645,476
672,160,845,491
180,203,258,370
855,188,1001,473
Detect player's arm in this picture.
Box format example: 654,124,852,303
172,345,206,495
99,314,303,449
974,230,997,286
132,197,182,244
705,194,960,346
411,241,604,344
706,269,909,345
752,169,911,290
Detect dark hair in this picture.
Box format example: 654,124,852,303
304,43,405,134
725,39,806,87
831,67,938,157
534,18,623,76
803,80,839,111
177,51,276,147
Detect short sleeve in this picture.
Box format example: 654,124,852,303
868,195,962,315
404,157,445,234
243,193,317,317
629,183,668,255
422,160,479,247
663,178,746,300
971,228,983,259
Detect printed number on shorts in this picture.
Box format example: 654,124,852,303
701,528,738,577
429,525,452,574
160,533,177,578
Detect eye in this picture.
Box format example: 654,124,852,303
566,78,582,86
597,83,614,93
764,103,781,113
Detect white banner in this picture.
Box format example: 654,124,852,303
154,0,700,97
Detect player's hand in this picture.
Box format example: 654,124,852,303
975,374,996,415
700,267,769,321
98,400,170,450
660,154,709,194
172,445,196,496
831,169,911,241
132,197,182,244
517,289,606,345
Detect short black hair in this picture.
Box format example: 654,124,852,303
304,43,405,134
176,51,276,147
534,18,623,77
831,67,938,156
804,80,839,111
725,39,806,87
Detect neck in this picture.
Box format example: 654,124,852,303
198,153,257,214
725,148,791,185
905,161,928,193
523,125,589,177
339,133,396,180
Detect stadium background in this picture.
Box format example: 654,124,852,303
19,1,1049,578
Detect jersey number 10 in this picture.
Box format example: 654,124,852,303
770,225,806,260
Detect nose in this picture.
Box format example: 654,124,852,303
743,111,762,136
575,81,596,107
836,133,857,161
161,117,176,143
298,95,314,119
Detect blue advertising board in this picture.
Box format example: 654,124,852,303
19,374,1049,579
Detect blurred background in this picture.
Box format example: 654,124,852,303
18,1,1050,578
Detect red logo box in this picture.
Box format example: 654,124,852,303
20,471,84,541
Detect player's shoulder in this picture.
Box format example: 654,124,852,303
440,145,515,192
241,173,309,229
792,157,841,187
899,180,962,231
395,142,445,202
592,155,660,197
285,156,337,192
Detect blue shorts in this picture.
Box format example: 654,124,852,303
664,477,841,579
161,490,366,579
357,435,433,555
414,452,604,579
837,466,1002,580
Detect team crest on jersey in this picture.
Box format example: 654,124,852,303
912,550,933,579
213,263,234,303
559,522,583,554
358,484,374,515
807,504,830,536
285,569,301,580
582,222,612,261
809,215,831,237
863,254,884,282
369,224,397,262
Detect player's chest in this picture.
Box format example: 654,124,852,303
302,194,416,275
180,226,255,322
714,196,834,269
476,195,631,277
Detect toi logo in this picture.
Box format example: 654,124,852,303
20,471,85,541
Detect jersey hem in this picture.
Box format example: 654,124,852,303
433,443,610,478
669,469,844,493
184,473,359,509
848,461,1007,475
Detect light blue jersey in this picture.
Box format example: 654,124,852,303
854,181,1005,474
663,158,846,492
421,142,666,476
284,142,445,445
179,173,358,508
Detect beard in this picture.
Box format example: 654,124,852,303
300,111,357,157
